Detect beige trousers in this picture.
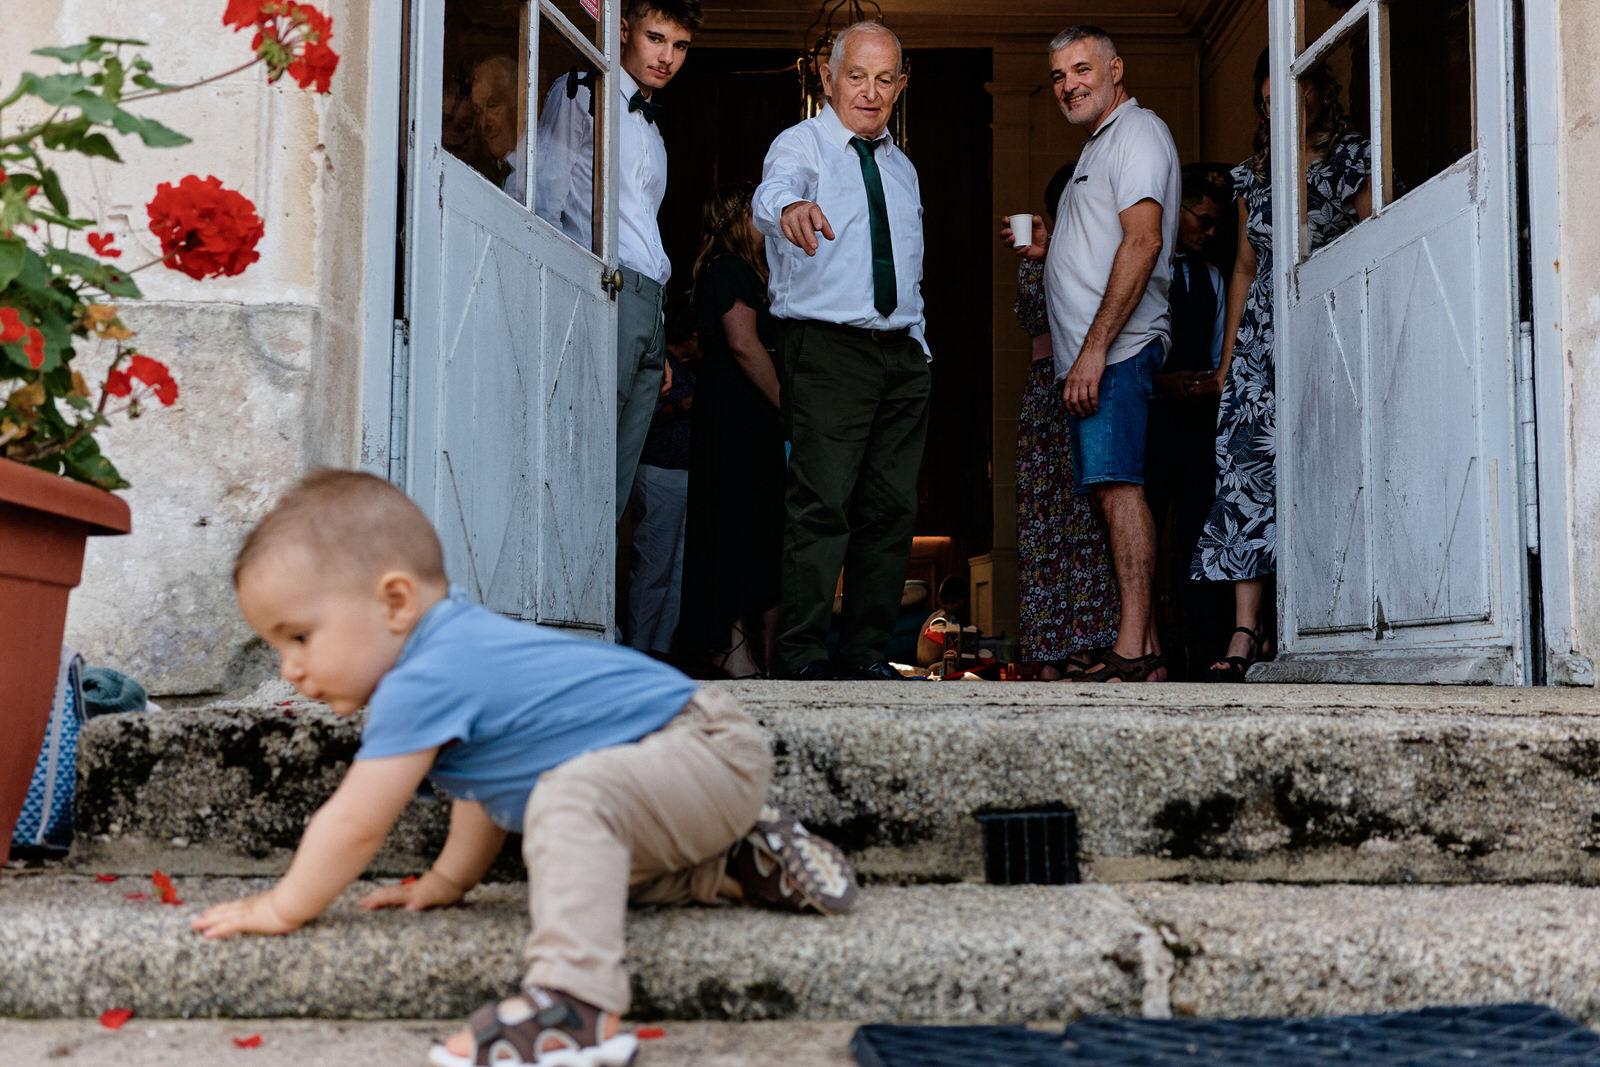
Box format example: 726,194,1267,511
520,686,771,1013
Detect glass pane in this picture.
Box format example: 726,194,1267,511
533,14,604,255
1387,0,1475,198
1296,23,1373,261
1300,0,1358,54
443,0,531,204
548,0,603,49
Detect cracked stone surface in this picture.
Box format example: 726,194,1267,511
71,682,1600,885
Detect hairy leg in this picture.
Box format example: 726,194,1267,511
1093,482,1160,661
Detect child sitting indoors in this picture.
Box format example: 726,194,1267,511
192,469,858,1067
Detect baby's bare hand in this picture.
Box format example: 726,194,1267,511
191,892,299,940
358,872,460,912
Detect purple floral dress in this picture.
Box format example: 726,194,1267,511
1014,259,1119,660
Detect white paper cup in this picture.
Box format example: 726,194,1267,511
1008,213,1033,248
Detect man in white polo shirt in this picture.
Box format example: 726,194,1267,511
535,0,700,524
1011,24,1180,682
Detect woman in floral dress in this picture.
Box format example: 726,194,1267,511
1191,50,1371,679
1012,167,1119,675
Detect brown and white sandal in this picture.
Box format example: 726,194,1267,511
427,986,637,1067
727,804,859,916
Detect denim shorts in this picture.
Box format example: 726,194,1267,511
1068,337,1165,496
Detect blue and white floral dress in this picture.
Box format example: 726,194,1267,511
1191,135,1370,581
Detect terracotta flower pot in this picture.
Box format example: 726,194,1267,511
0,458,130,866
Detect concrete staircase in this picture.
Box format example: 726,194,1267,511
9,680,1600,1026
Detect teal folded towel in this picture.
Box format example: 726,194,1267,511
82,667,147,717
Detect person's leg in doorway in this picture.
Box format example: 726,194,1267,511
615,271,666,524
1071,340,1166,682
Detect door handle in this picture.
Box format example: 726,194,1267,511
601,268,624,294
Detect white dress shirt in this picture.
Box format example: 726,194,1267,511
753,104,928,357
534,68,671,285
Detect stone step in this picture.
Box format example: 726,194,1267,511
0,875,1155,1021
68,681,1600,885
7,872,1600,1026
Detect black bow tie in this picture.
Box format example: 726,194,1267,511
628,90,662,124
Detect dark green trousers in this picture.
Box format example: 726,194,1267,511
776,320,931,672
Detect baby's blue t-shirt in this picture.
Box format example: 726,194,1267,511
355,589,698,830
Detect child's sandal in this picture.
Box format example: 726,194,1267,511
427,987,637,1067
727,803,859,916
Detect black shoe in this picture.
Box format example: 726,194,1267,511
785,660,837,681
840,660,903,681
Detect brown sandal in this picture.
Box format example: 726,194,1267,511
1079,650,1165,683
1057,647,1109,680
727,804,859,915
427,987,637,1067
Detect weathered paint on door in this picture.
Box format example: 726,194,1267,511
403,1,619,633
1264,0,1529,683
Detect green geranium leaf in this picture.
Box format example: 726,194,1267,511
40,170,69,216
98,269,141,299
62,436,129,491
75,132,122,161
0,237,24,290
27,72,93,106
99,57,126,102
125,112,190,148
33,43,103,64
69,90,117,124
14,246,53,291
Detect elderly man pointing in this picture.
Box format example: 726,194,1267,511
754,21,928,681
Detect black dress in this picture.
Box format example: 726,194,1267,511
676,255,784,650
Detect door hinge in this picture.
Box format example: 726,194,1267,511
1515,321,1539,555
389,317,410,485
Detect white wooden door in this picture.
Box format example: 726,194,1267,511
1265,0,1530,683
404,0,619,632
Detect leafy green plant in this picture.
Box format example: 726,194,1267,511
0,3,338,489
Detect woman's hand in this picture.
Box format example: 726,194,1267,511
191,891,301,940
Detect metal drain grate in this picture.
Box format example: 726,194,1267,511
974,806,1078,885
852,1004,1600,1066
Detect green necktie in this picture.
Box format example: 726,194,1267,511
850,136,898,319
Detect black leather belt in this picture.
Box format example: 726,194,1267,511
794,319,911,344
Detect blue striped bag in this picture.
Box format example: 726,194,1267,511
11,648,85,852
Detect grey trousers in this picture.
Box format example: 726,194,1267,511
616,268,666,523
625,463,689,654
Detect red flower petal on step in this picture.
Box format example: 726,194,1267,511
151,869,182,905
124,892,147,899
400,875,418,885
99,1008,134,1030
95,874,118,883
232,1034,263,1048
636,1027,666,1040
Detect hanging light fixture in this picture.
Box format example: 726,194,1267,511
798,0,908,147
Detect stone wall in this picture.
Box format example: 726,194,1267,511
1555,0,1600,672
5,2,373,696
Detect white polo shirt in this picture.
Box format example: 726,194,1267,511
1044,97,1181,378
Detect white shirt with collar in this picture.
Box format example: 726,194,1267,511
534,67,671,286
753,103,929,357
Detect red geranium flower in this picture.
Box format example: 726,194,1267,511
287,35,338,93
87,232,123,258
128,354,180,406
223,0,269,29
104,368,133,398
145,175,263,280
22,328,44,369
0,306,24,345
151,869,182,905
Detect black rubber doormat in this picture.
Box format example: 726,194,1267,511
851,1004,1600,1065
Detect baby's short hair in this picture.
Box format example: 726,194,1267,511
234,469,447,588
